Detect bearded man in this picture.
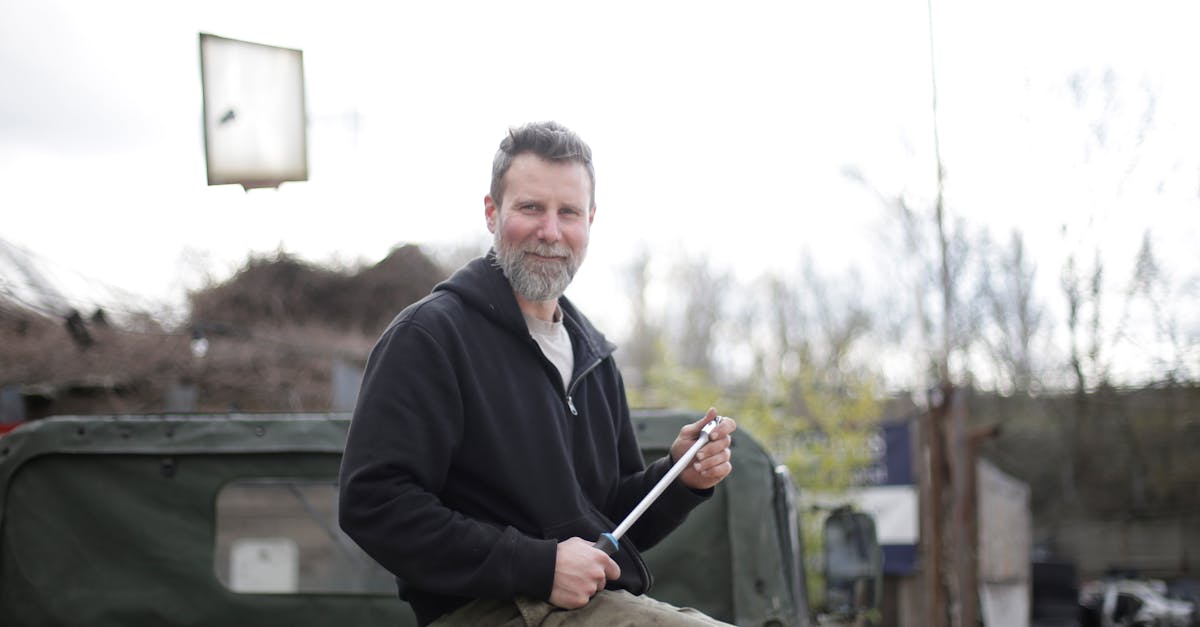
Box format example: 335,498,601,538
339,121,737,626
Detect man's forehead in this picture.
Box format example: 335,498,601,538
503,155,591,191
507,152,588,174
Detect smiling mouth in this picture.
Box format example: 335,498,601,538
525,252,566,261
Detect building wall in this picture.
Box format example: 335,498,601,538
1053,515,1200,580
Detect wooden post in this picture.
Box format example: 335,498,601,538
921,384,951,627
949,389,975,627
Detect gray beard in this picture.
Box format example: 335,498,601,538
493,230,583,303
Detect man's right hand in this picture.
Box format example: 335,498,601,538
549,537,621,609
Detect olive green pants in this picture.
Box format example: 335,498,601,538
429,590,734,626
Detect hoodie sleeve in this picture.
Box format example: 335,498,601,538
338,318,557,601
606,370,712,551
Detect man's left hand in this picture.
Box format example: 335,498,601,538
670,408,736,490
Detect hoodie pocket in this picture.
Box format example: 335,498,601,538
541,506,654,595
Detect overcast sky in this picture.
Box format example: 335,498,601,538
3,0,1198,367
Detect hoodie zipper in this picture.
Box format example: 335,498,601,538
523,330,601,417
565,357,602,416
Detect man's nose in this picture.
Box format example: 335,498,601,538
537,213,562,241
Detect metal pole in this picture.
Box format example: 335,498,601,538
594,416,725,555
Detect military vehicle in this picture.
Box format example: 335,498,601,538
0,410,880,626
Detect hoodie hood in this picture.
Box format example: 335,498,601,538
433,250,527,334
433,250,616,362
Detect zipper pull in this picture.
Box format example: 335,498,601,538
567,395,578,416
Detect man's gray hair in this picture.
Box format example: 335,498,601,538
490,121,595,209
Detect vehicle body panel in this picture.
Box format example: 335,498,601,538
0,411,811,626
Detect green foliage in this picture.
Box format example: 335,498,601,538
632,345,883,612
625,354,730,415
731,365,882,492
736,367,881,611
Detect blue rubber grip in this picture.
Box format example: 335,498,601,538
593,532,619,555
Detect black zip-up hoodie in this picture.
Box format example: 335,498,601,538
338,252,710,625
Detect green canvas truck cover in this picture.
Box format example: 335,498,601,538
0,411,809,626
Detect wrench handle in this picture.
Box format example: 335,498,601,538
593,415,726,554
593,532,619,556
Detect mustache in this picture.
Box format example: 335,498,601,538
523,243,572,259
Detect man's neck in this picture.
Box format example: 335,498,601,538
514,292,560,322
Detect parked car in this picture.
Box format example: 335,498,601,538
1080,577,1197,627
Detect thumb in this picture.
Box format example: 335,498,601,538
690,408,719,432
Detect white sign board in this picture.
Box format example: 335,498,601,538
229,537,299,593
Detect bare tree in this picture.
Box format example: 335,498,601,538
747,260,876,426
1118,231,1194,381
1056,66,1200,386
977,230,1045,393
619,245,663,397
667,254,729,382
885,194,981,386
1060,248,1109,392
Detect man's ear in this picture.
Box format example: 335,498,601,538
588,205,597,227
484,195,498,233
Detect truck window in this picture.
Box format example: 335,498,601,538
214,479,395,595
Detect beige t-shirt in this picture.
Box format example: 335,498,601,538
523,310,574,393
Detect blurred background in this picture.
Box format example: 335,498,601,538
2,1,1198,625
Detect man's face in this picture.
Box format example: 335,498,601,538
485,153,595,303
